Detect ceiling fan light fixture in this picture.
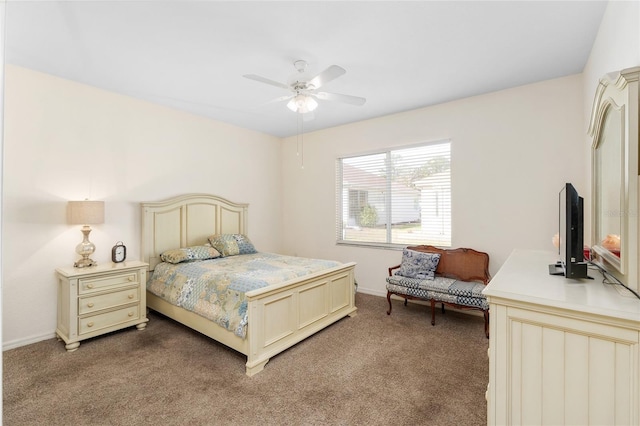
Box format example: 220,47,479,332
287,94,318,114
244,61,364,116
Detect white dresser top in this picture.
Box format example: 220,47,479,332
56,260,148,278
483,249,640,324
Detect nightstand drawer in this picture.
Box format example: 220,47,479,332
79,305,140,335
78,286,139,315
78,272,138,294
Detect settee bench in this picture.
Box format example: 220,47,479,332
386,245,491,338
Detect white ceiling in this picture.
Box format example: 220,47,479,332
5,1,608,138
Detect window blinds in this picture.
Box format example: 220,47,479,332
336,140,451,248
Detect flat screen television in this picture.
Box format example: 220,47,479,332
549,183,590,279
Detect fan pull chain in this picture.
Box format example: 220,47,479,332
296,113,304,169
296,114,300,157
300,114,304,169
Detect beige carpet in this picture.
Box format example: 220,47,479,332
3,293,489,425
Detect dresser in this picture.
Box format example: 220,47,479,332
483,249,640,425
56,261,149,351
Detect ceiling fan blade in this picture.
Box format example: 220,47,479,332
243,74,290,90
307,65,346,89
315,91,366,106
262,94,293,105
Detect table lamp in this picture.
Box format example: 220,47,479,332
68,200,104,268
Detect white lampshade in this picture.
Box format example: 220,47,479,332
287,94,318,114
68,200,105,225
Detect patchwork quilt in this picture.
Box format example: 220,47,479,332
147,252,341,339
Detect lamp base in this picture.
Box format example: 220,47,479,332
74,225,97,268
74,256,97,268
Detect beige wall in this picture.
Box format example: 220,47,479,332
2,65,282,348
1,1,5,361
3,0,639,348
584,0,640,94
281,75,585,296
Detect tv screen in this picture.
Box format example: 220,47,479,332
550,183,589,279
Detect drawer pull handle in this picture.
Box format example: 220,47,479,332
128,312,134,317
87,303,94,308
87,284,94,289
87,322,94,328
128,277,134,282
128,294,134,299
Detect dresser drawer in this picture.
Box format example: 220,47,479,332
78,305,140,335
78,286,139,315
78,272,138,294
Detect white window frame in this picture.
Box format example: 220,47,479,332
336,140,451,249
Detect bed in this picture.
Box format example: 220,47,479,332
141,193,357,376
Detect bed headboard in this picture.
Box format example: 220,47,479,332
141,193,248,271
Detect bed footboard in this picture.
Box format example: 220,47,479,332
147,262,357,376
244,262,357,376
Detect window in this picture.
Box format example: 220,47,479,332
336,140,451,248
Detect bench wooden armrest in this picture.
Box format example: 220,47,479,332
388,264,401,277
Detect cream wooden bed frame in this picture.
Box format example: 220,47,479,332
141,193,357,376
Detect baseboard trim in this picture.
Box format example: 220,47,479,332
3,331,56,351
355,287,386,297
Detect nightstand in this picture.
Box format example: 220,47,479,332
55,261,149,352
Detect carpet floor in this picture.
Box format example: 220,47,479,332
3,293,489,425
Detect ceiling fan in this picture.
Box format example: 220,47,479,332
243,60,366,114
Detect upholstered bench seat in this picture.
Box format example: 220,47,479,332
386,245,491,337
385,276,489,310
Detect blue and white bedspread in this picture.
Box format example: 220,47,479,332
147,253,342,339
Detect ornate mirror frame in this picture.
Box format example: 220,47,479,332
588,67,639,292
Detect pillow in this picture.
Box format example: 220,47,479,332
208,234,257,257
395,248,441,280
160,246,221,264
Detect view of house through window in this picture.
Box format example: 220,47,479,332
337,140,451,248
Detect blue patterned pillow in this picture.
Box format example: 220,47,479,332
160,246,221,264
395,248,441,280
208,234,257,257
